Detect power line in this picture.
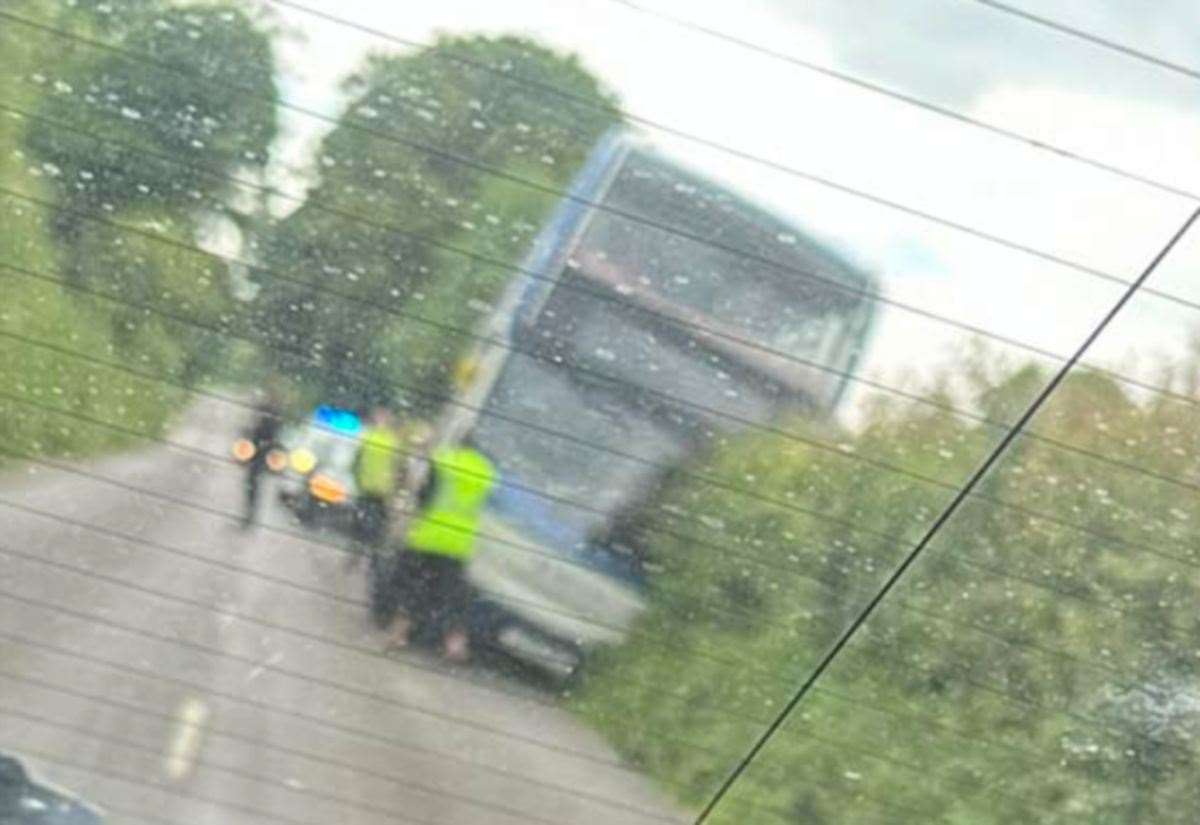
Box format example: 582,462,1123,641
6,97,1198,424
0,417,1181,731
9,319,1200,645
694,206,1200,822
0,731,393,825
6,192,1200,572
966,0,1200,82
10,336,1195,697
9,274,1198,580
0,582,651,777
7,103,1200,491
0,670,605,825
601,0,1199,200
0,630,677,824
265,0,1199,205
6,8,1200,320
8,311,1200,653
1,546,1178,815
0,707,452,825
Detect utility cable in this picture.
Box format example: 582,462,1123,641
693,206,1200,822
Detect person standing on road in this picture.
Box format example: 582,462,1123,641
381,437,497,662
240,394,282,530
352,407,401,554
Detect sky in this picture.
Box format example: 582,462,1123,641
251,0,1200,420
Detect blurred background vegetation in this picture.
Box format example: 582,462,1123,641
0,0,618,457
0,0,276,459
572,346,1200,824
250,33,619,411
3,2,1199,822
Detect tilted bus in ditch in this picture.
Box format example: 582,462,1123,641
423,129,879,677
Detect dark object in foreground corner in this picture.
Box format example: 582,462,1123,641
0,754,104,824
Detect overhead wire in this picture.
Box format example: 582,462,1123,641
6,92,1200,433
7,276,1200,653
2,402,1188,748
1,535,1187,812
4,7,1200,320
693,206,1200,822
9,312,1200,651
264,0,1200,205
0,597,1124,825
599,0,1199,203
0,670,649,825
2,4,1200,820
5,186,1200,574
6,99,1200,497
965,0,1200,82
0,630,677,824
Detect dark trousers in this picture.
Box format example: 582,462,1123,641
242,464,264,527
369,550,470,638
355,495,389,547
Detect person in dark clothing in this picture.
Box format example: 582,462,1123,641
241,398,282,530
378,436,497,662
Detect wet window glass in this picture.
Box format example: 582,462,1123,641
0,0,1197,823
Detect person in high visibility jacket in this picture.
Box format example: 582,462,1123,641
352,408,401,550
383,438,497,662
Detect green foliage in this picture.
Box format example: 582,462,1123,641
1,0,276,463
254,34,619,410
574,349,1200,824
24,3,277,223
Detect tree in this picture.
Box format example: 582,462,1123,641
25,3,277,226
2,0,278,462
254,34,620,410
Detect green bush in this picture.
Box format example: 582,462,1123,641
574,348,1200,823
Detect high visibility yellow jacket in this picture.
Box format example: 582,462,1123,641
354,425,401,498
406,446,497,560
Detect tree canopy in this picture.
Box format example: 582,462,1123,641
253,34,619,410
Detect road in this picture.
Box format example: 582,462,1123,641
0,392,684,825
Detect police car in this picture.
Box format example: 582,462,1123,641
276,406,364,531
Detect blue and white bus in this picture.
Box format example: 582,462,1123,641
435,130,879,676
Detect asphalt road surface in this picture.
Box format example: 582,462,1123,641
0,392,684,825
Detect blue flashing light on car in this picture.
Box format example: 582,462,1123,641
312,405,362,436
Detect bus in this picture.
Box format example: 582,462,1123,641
429,129,878,677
